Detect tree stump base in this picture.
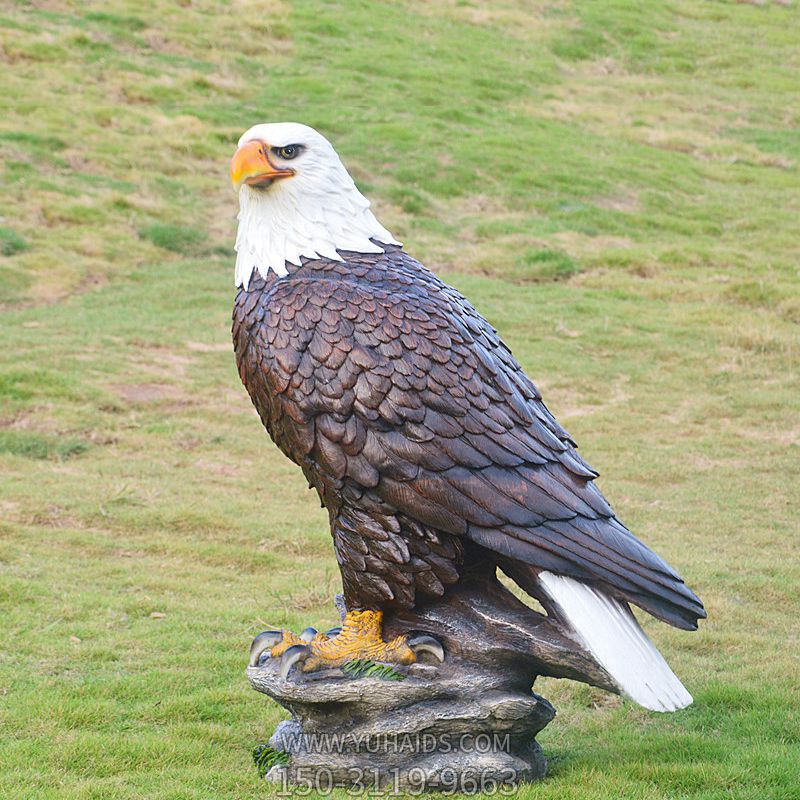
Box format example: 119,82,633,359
247,572,615,792
248,658,553,792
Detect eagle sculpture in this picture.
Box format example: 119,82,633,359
231,123,705,712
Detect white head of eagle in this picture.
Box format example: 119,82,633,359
230,122,400,288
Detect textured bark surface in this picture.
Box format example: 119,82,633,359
250,666,553,791
248,573,615,791
383,568,616,691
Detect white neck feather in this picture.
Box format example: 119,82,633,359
234,152,399,289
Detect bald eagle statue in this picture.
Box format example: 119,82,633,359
231,123,705,713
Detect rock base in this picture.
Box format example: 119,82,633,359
249,657,553,793
247,572,616,792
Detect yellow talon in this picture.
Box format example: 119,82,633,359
268,630,306,657
264,610,415,670
302,610,416,670
249,611,444,674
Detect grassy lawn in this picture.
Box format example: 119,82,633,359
1,1,798,798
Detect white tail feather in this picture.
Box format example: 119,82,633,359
538,571,693,712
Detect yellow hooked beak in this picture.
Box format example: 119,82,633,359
230,140,295,190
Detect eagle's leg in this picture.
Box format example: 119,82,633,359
249,611,444,676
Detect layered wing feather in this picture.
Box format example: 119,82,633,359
256,250,706,630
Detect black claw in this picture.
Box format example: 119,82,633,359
299,626,318,643
280,644,310,679
249,630,284,667
408,634,444,663
324,626,341,638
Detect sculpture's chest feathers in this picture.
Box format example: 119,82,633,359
231,246,438,470
232,262,312,465
231,248,469,609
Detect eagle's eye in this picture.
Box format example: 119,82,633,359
276,144,301,160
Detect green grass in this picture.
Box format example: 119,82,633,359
0,225,29,256
340,658,406,681
0,430,89,461
139,223,208,254
253,745,290,779
1,1,798,798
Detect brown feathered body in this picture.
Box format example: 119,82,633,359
232,244,705,630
